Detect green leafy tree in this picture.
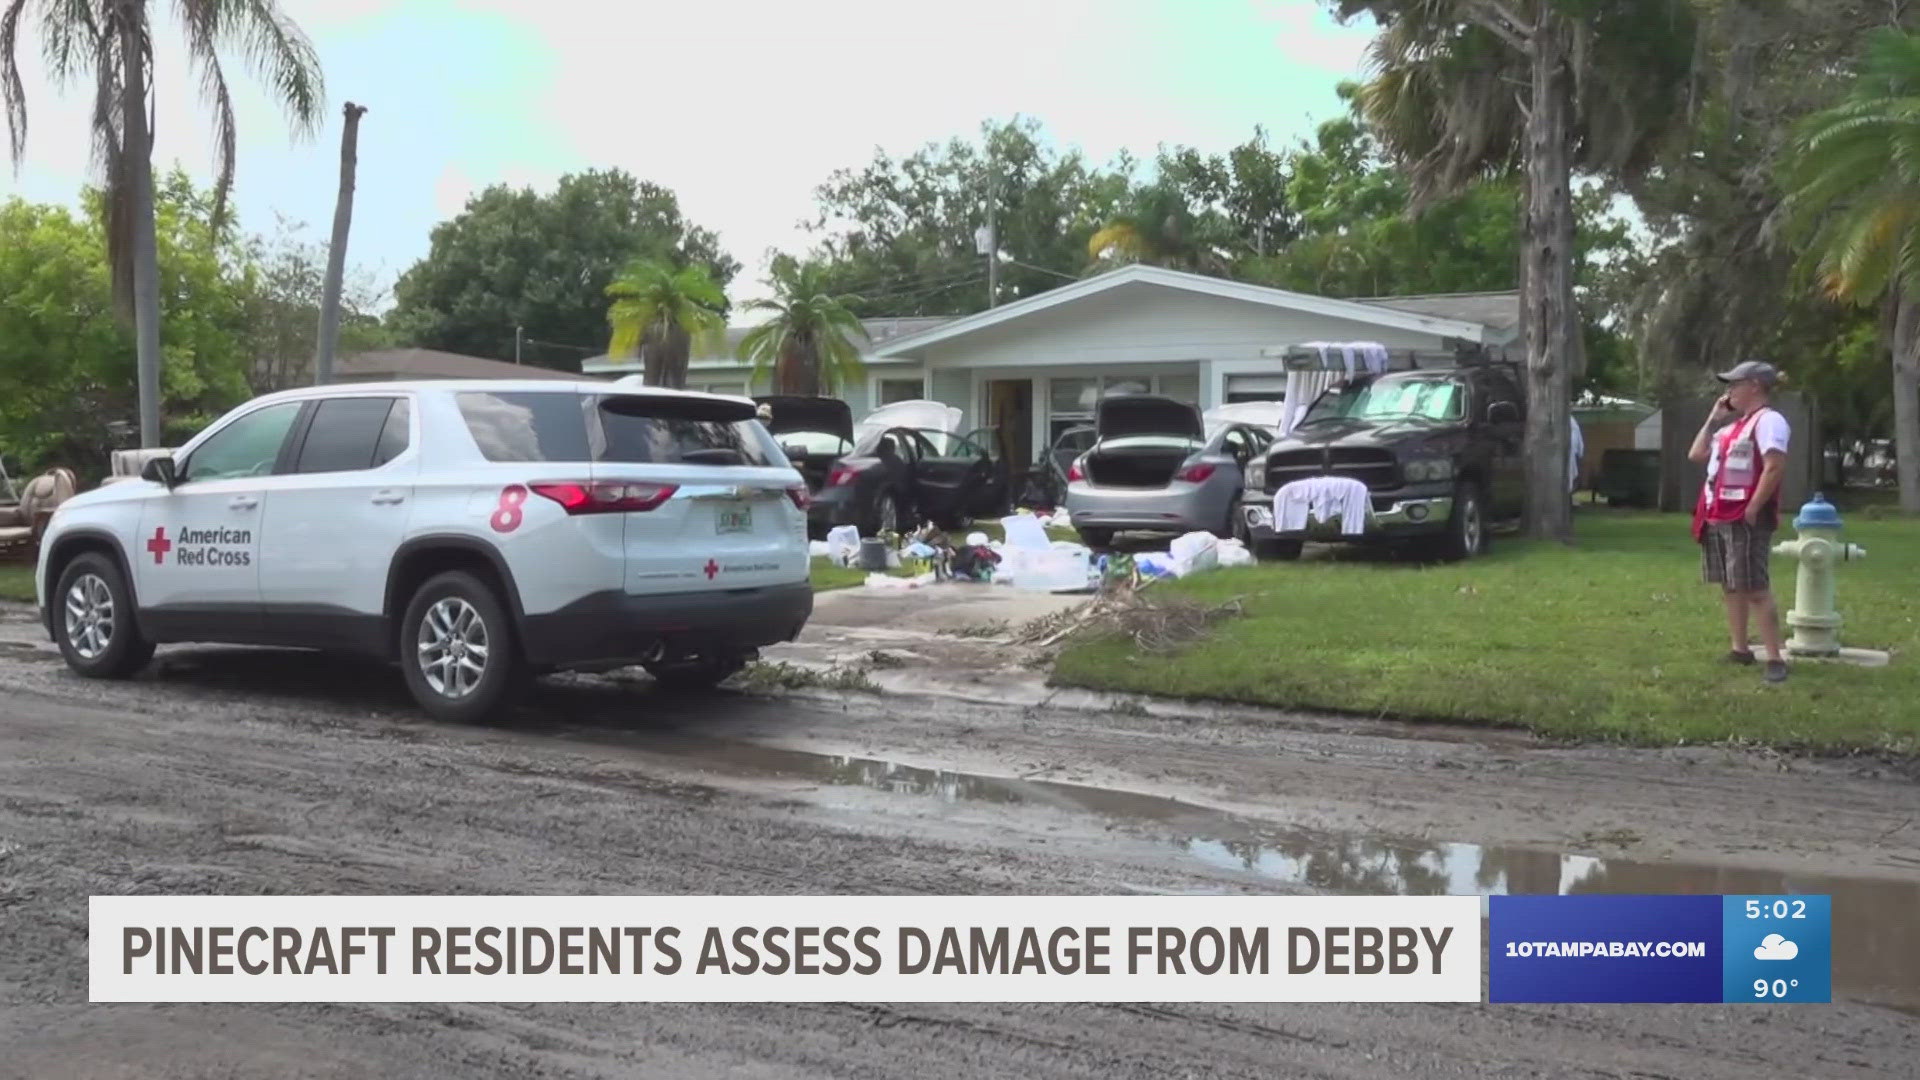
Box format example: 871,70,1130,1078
1090,131,1299,272
0,173,256,479
2,0,326,447
389,169,737,367
604,259,726,389
806,117,1132,315
1784,28,1920,513
1332,0,1697,540
735,255,869,397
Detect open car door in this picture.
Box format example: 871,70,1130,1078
908,429,1001,527
958,426,1009,518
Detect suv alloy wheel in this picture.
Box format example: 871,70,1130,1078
400,570,527,722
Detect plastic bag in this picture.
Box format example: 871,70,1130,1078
1215,537,1254,568
1168,531,1221,577
825,525,861,566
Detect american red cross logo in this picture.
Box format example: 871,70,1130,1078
146,526,172,564
703,559,720,580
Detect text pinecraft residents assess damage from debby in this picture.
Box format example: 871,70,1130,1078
120,923,1457,979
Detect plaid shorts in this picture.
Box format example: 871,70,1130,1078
1702,521,1773,593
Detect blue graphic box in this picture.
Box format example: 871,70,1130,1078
1490,895,1722,1003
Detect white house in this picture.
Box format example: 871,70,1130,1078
583,264,1520,468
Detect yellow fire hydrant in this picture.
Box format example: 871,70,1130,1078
1770,493,1867,657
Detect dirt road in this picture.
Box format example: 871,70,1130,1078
1,600,1916,1078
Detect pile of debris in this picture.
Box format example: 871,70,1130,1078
1014,572,1246,655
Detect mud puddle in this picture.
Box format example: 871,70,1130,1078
560,730,1920,1016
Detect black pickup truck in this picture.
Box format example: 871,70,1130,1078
1236,363,1527,561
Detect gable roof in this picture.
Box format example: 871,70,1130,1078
869,264,1500,358
338,348,597,382
1358,291,1520,339
579,315,960,373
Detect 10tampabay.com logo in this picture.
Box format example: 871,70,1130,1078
1489,894,1831,1004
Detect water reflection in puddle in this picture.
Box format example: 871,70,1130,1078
567,732,1920,1015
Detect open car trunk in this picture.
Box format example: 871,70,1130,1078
1084,395,1203,488
756,395,853,492
1082,441,1195,488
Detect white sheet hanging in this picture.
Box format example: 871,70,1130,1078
1272,477,1370,535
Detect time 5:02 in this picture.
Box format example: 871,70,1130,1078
1746,899,1807,919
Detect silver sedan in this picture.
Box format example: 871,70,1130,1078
1063,395,1275,548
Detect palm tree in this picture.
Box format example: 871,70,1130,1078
736,255,869,397
1332,0,1695,540
604,259,727,389
1086,182,1228,275
2,0,325,447
1785,29,1920,514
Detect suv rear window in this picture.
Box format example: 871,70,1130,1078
456,391,776,466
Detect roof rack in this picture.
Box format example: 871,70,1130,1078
1270,336,1499,374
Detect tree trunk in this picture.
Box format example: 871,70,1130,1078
315,103,368,386
1520,9,1577,541
1892,290,1920,513
121,4,163,448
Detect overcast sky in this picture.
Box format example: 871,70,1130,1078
2,0,1376,330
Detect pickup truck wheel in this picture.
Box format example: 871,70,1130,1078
400,570,526,723
53,552,154,678
1252,537,1303,561
1436,483,1489,562
646,651,751,691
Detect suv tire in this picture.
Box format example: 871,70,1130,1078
52,552,154,678
400,570,527,723
1435,481,1490,562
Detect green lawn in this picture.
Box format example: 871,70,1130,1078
811,559,870,592
1052,512,1920,755
0,565,34,603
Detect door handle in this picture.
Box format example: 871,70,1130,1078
371,490,406,505
228,496,258,510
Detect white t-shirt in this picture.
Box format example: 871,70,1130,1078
1703,408,1790,489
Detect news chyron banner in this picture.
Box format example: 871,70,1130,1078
89,894,1832,1004
1489,894,1833,1004
91,896,1481,1003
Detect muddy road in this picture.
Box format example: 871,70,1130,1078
1,602,1917,1078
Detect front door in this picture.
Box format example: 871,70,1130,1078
256,394,417,650
986,380,1033,471
135,400,304,631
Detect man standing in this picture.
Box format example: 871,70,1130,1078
1688,361,1791,683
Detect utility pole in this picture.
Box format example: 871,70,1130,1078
314,102,368,386
515,325,524,364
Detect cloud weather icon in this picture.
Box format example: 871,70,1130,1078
1754,934,1800,961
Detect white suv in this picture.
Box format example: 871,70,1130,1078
35,380,815,720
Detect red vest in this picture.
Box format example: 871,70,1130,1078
1691,409,1778,540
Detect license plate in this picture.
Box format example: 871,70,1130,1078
715,503,753,534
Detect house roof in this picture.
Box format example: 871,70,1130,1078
580,315,959,374
1357,291,1521,338
338,348,597,382
869,264,1503,358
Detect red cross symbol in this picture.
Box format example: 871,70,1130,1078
703,559,720,580
145,526,172,564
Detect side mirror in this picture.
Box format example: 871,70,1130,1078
1486,402,1520,425
141,457,178,488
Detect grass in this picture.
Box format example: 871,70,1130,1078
0,565,35,603
1052,512,1920,755
810,559,871,592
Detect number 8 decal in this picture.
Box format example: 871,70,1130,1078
491,484,528,533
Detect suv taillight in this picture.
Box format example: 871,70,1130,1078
1067,462,1085,482
530,481,677,514
826,465,861,487
1176,463,1216,483
786,485,811,510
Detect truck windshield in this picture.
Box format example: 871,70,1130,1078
1299,376,1464,426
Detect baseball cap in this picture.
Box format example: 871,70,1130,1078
1716,360,1779,386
